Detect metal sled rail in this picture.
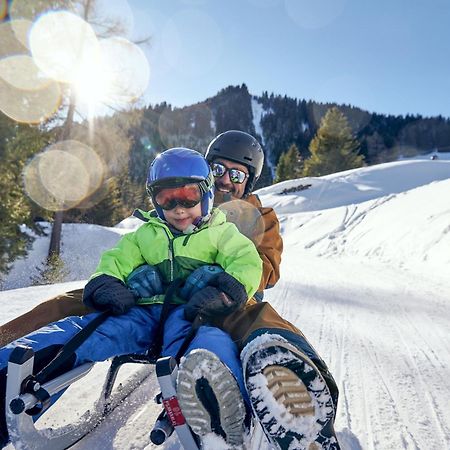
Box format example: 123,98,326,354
5,346,153,450
8,362,94,415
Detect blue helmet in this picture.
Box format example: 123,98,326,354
146,147,215,221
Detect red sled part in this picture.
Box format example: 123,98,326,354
163,396,186,427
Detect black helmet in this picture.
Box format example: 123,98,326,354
205,130,264,196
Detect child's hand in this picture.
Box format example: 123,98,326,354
184,272,248,321
83,274,137,315
179,265,224,300
126,264,163,298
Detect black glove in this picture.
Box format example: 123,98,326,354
83,274,137,315
184,272,248,321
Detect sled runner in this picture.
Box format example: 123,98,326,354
5,347,153,449
4,306,201,449
5,347,204,450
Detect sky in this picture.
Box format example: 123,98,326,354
120,0,450,118
2,155,450,449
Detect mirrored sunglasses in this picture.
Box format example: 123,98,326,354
211,162,249,184
154,184,202,210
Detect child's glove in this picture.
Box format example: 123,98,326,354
83,274,137,315
126,264,164,298
179,264,224,300
184,272,248,321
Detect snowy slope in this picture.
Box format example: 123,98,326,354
257,159,450,214
1,158,449,449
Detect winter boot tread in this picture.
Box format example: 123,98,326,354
263,365,315,416
177,349,245,448
242,335,339,450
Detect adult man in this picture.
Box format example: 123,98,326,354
178,130,340,450
0,130,339,449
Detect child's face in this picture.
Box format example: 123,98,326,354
164,202,203,231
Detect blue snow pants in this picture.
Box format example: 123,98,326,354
0,305,247,399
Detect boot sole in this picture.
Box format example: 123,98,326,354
177,349,246,447
243,336,339,450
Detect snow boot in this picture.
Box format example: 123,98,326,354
242,335,339,450
177,349,246,448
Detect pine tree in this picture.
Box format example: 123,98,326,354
275,144,303,182
303,107,364,177
0,115,52,279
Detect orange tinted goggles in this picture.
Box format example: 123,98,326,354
154,184,202,210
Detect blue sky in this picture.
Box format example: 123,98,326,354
126,0,450,118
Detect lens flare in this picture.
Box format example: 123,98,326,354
9,0,71,22
0,1,7,21
0,20,30,58
218,199,265,248
0,54,52,90
72,46,113,107
98,36,150,105
71,179,110,210
70,36,149,110
30,10,100,83
39,150,90,204
0,76,61,123
50,140,105,195
24,151,89,211
23,140,106,211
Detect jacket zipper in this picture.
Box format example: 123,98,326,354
168,238,174,281
159,215,219,280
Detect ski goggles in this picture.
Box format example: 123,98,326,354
210,162,249,184
153,184,202,210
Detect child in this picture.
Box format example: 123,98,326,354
0,148,262,448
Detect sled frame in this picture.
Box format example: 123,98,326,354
5,346,153,450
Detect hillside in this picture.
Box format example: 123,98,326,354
128,84,450,191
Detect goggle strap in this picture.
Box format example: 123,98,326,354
197,171,214,195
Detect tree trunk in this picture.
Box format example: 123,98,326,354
48,210,63,257
47,95,76,257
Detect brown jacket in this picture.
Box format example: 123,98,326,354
217,193,283,293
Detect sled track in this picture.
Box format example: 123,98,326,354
265,253,450,449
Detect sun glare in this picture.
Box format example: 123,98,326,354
26,10,149,117
73,54,112,107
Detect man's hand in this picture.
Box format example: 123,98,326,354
83,274,136,315
179,264,224,300
184,271,248,321
126,264,163,298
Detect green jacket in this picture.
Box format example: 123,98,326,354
90,208,262,304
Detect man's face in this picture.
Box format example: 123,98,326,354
212,157,249,201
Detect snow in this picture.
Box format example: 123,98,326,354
2,219,140,290
251,97,265,146
257,159,450,214
251,97,277,178
1,158,450,449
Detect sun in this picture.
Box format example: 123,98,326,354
73,53,113,108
